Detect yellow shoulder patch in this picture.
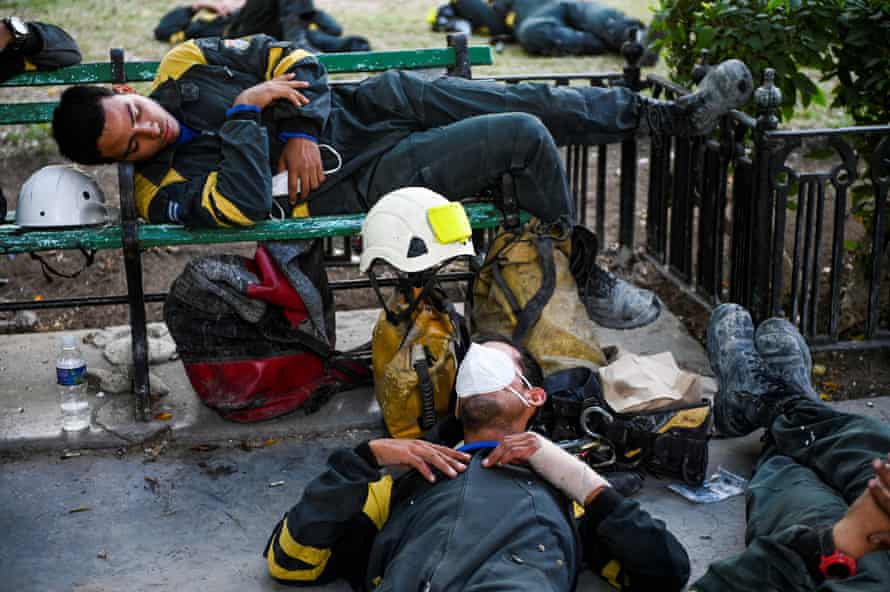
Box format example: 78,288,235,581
151,40,207,92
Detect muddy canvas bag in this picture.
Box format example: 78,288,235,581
371,285,469,439
472,221,606,375
165,240,369,422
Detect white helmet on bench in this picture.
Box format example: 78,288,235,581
359,187,475,273
16,165,108,228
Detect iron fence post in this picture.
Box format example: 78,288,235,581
619,29,644,249
751,68,782,322
111,48,152,422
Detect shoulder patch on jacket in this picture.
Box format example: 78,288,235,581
151,40,208,92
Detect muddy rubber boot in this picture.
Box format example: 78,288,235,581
570,225,662,330
707,304,806,437
755,317,820,400
637,58,753,136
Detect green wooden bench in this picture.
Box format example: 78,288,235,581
0,34,516,421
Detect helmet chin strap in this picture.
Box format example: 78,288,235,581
367,267,442,328
29,248,96,282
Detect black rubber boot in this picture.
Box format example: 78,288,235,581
637,59,753,136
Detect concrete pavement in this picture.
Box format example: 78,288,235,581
0,305,713,452
2,306,889,591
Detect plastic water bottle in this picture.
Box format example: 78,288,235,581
57,335,89,431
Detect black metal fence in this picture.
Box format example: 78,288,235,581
637,67,890,352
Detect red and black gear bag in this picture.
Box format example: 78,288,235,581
164,241,370,422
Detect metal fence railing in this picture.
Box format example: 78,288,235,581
641,65,890,352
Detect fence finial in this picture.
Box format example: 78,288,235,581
621,27,644,66
691,49,710,84
755,68,782,130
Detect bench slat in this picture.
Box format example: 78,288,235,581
0,202,517,254
0,46,493,125
0,102,56,124
0,46,493,87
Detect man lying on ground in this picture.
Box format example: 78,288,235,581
263,312,890,591
49,34,751,327
155,0,370,53
0,16,81,82
439,0,660,65
264,337,692,590
693,303,890,590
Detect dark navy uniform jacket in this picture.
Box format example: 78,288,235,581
264,437,690,591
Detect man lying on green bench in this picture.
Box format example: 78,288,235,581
49,34,752,328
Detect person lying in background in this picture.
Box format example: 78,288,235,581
0,16,81,82
154,0,370,53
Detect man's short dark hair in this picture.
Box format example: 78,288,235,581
52,85,114,165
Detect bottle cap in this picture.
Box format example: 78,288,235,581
60,335,76,348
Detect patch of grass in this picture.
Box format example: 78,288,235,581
0,0,856,168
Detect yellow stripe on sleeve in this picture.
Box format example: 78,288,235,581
200,171,254,227
362,475,393,531
135,169,186,220
151,40,208,92
601,559,623,589
267,517,332,581
290,202,310,218
265,46,284,80
24,60,37,72
271,49,313,78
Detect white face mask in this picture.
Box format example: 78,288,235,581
456,343,533,406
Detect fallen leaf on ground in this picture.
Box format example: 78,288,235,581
154,412,173,421
190,444,219,453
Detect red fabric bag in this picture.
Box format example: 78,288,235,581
165,241,369,422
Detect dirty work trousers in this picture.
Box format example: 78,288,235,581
692,399,890,591
516,1,644,56
306,70,640,226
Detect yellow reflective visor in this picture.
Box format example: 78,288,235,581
427,202,472,244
